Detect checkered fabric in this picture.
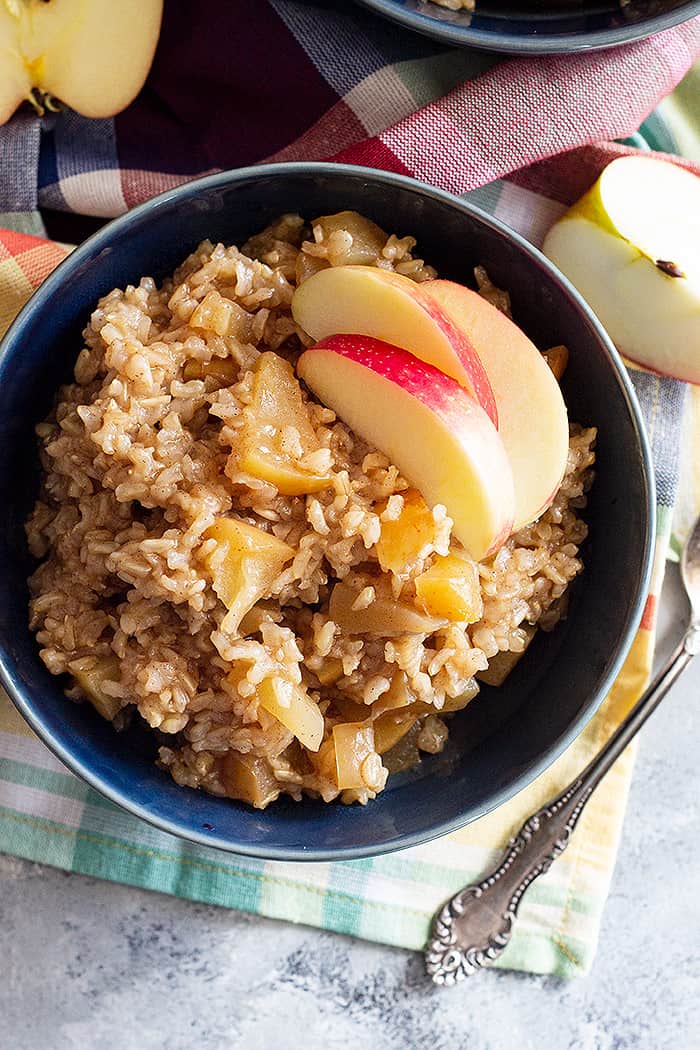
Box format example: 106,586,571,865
0,2,699,976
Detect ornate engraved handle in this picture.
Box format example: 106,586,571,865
426,627,699,986
425,777,593,985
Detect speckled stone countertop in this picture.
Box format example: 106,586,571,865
2,566,699,1050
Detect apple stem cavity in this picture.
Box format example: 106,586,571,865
26,86,59,117
542,155,700,385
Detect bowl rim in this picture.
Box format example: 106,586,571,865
353,0,700,54
0,161,656,860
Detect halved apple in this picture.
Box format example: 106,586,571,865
291,265,498,425
423,280,569,529
297,336,514,561
0,0,163,125
542,156,700,384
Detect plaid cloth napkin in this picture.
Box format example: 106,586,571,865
1,2,699,977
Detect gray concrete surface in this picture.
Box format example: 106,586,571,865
1,565,698,1050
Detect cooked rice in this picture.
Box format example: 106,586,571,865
429,0,475,11
26,211,595,808
426,0,631,13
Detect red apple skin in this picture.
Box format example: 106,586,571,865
291,265,498,426
422,280,570,529
298,335,514,560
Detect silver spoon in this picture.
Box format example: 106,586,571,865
426,512,700,985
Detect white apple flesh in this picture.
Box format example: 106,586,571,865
291,264,498,425
297,335,514,561
0,0,163,124
423,280,569,529
543,156,700,384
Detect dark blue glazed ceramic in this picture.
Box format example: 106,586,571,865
355,0,700,53
0,164,655,860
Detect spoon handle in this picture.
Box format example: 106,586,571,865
425,625,700,986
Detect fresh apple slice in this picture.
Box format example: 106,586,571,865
291,265,498,425
543,156,700,384
0,0,163,125
297,336,514,560
423,280,569,529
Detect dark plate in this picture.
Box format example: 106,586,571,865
354,0,700,53
0,163,655,860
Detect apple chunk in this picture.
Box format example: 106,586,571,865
415,553,483,623
74,656,122,722
423,280,569,529
291,265,498,425
376,489,436,576
238,352,333,495
543,156,700,384
0,0,163,125
203,518,294,633
297,336,514,561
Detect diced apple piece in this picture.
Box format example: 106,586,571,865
222,752,280,809
332,696,371,724
237,602,279,637
382,723,422,774
474,265,512,317
204,517,294,633
0,0,163,126
309,737,338,784
257,676,324,752
329,580,447,636
440,679,480,712
376,489,435,575
542,156,700,385
292,265,497,423
415,553,483,623
371,672,415,716
477,624,537,687
375,681,480,755
423,280,569,530
296,252,329,287
74,656,122,722
315,658,345,687
311,211,388,266
332,721,376,790
183,357,238,385
190,291,236,336
239,352,332,495
373,709,419,755
298,336,514,560
542,345,569,382
410,681,480,719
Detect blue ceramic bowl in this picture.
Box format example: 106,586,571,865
355,0,700,53
0,163,654,860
